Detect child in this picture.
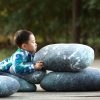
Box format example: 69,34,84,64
0,30,43,74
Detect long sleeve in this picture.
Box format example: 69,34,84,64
0,48,35,74
11,53,35,74
0,58,12,72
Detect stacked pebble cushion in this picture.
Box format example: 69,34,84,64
40,67,100,91
0,76,20,97
34,44,94,72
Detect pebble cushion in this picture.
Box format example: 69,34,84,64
16,69,46,84
9,74,37,92
40,67,100,91
0,75,20,97
34,44,94,72
0,72,36,92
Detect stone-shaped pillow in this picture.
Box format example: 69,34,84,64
34,44,94,72
40,67,100,91
0,76,20,97
15,69,46,84
1,73,36,92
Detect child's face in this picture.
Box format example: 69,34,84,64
22,34,37,53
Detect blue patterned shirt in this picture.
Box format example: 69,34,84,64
0,48,35,74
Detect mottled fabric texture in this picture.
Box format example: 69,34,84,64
0,75,20,97
0,48,35,74
40,67,100,91
34,43,94,72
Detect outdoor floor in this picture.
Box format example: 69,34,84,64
2,59,100,100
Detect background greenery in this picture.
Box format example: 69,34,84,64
0,0,100,60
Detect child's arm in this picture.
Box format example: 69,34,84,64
11,54,35,74
0,58,12,72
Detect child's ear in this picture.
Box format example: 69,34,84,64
21,43,27,50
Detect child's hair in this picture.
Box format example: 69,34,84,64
14,30,33,47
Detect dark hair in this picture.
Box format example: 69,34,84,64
14,30,33,47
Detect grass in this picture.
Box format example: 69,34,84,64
0,48,16,61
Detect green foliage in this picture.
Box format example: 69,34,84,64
81,0,100,33
0,0,71,38
0,48,15,61
0,0,100,45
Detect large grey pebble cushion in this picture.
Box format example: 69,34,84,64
40,67,100,91
0,76,20,97
34,44,94,72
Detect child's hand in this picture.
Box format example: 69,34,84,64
34,61,44,70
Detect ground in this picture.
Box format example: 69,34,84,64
2,59,100,100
